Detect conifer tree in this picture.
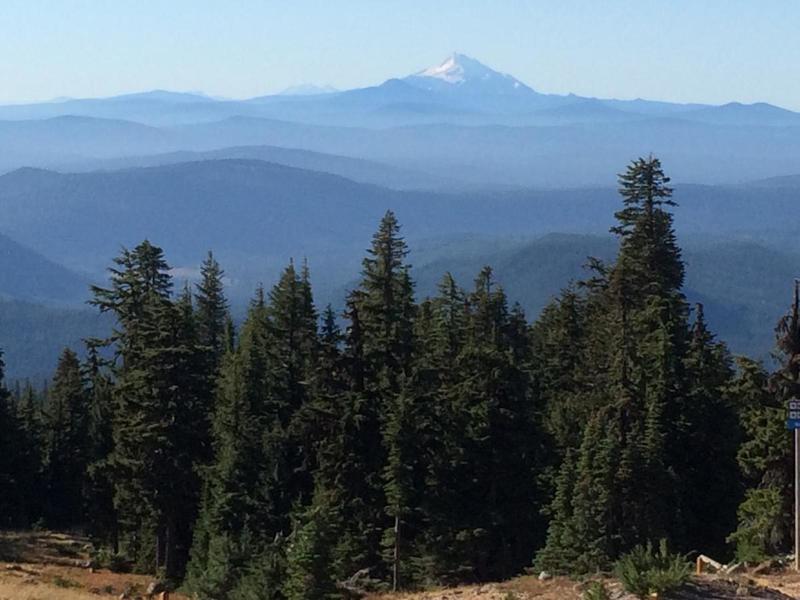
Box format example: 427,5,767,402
730,282,800,560
536,156,737,570
728,357,790,561
531,288,589,453
91,241,204,576
43,348,89,527
194,251,230,465
357,210,415,388
419,267,541,581
195,251,229,371
11,381,44,526
83,343,118,548
0,349,30,527
268,260,319,507
677,304,740,556
534,449,580,573
605,157,689,550
186,289,275,597
284,491,337,600
567,407,620,572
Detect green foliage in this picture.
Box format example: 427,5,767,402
582,581,610,600
729,284,800,561
728,485,788,562
90,241,207,577
537,156,741,570
284,500,337,600
92,547,131,573
43,348,89,528
614,540,690,599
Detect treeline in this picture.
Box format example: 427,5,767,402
0,157,798,598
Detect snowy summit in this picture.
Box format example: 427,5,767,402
404,53,534,96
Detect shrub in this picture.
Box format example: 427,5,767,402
92,546,132,573
614,540,690,599
583,580,610,600
728,487,788,563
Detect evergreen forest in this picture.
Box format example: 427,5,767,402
1,156,798,598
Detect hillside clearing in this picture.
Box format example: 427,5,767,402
0,531,189,600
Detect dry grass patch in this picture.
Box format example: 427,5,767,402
0,530,190,600
366,576,584,600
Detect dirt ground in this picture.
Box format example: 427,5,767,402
367,573,800,599
0,531,189,600
4,530,800,600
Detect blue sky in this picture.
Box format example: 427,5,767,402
1,0,798,108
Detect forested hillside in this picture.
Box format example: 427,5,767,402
0,157,797,599
2,159,800,380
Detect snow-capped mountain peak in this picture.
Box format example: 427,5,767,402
419,53,469,83
404,53,535,96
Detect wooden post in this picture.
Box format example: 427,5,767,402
795,280,800,572
794,429,800,571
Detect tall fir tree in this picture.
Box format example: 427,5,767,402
43,348,89,527
91,241,205,577
186,288,275,597
537,156,737,571
194,251,230,465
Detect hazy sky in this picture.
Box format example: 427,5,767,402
2,0,798,108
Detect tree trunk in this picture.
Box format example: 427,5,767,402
164,522,172,579
392,515,400,592
155,529,162,575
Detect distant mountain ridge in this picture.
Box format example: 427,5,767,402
1,52,799,187
4,111,800,187
48,144,450,190
2,157,800,299
279,84,338,96
1,52,797,126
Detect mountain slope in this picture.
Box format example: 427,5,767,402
404,53,538,97
0,299,109,380
0,230,88,304
6,110,800,187
681,102,800,126
410,233,797,360
4,160,800,281
53,144,449,189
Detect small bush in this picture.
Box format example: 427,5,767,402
614,539,690,599
92,546,132,573
583,580,610,600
